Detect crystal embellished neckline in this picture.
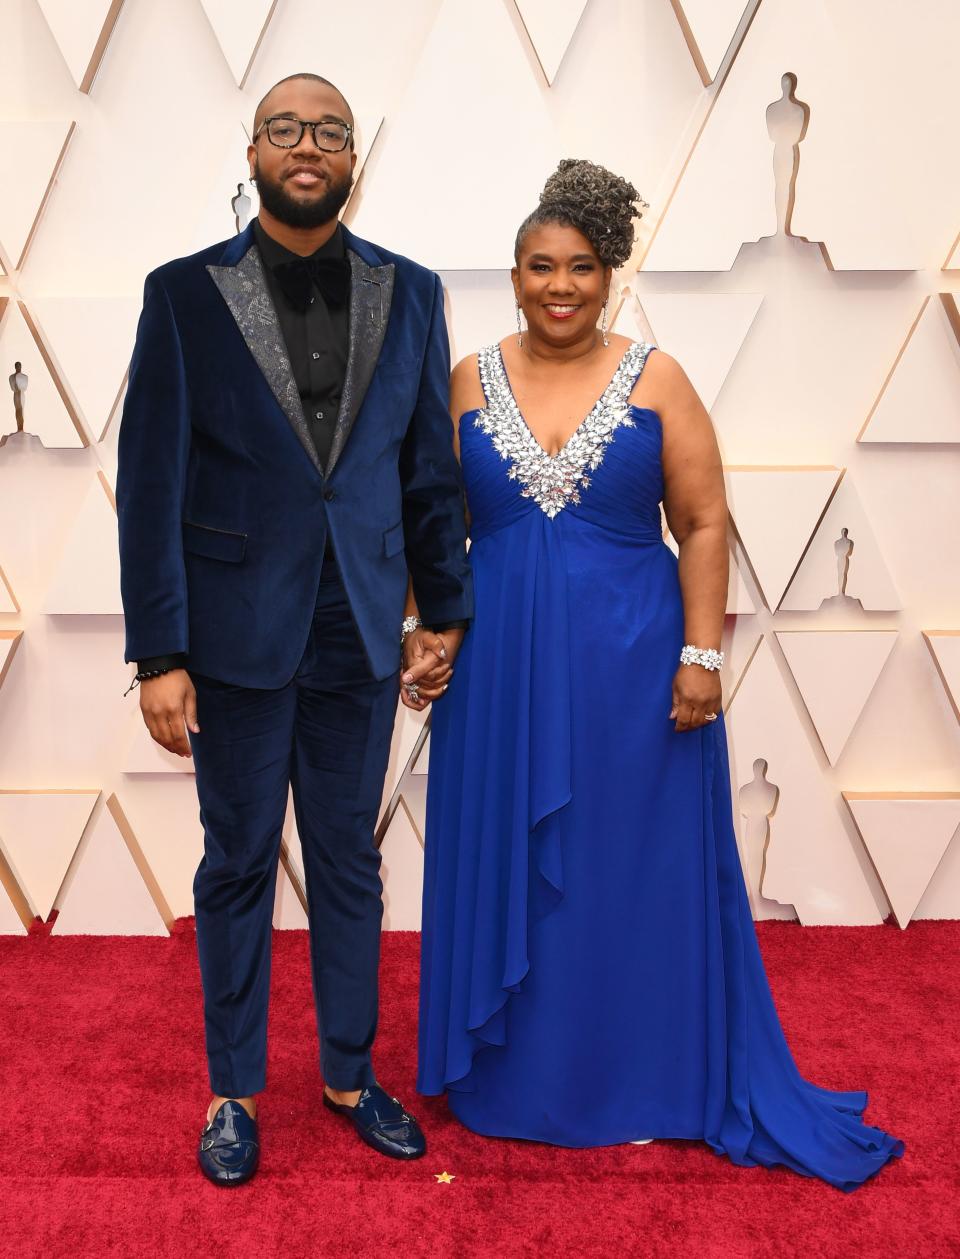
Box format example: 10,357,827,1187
497,342,638,461
474,339,652,519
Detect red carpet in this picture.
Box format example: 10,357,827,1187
1,920,957,1258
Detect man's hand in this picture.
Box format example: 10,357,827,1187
669,665,722,732
139,669,199,756
400,628,464,711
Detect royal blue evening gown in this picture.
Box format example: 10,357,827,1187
417,341,903,1190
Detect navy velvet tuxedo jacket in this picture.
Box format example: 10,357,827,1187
117,222,473,686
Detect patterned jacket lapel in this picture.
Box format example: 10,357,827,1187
206,244,322,474
325,250,395,477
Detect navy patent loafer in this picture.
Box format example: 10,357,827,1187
323,1084,426,1160
197,1100,260,1186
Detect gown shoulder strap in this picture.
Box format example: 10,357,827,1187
605,341,656,408
476,344,506,409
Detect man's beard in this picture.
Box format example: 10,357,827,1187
254,160,353,229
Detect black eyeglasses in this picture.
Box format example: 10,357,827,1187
253,115,353,152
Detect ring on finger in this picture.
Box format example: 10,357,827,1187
705,712,718,722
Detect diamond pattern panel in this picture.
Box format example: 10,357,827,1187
0,301,86,448
513,0,590,85
726,642,883,925
52,797,169,936
199,0,278,88
859,296,960,444
777,631,898,765
0,790,100,921
923,632,960,725
116,783,204,919
646,0,960,271
348,0,561,269
669,0,755,84
780,477,901,612
26,296,140,442
273,856,309,930
843,795,960,929
724,467,842,611
0,878,29,935
0,121,75,271
641,292,763,410
0,630,23,691
43,473,121,614
36,0,125,93
0,841,33,934
0,565,17,613
380,802,426,931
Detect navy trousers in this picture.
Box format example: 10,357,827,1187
190,556,398,1097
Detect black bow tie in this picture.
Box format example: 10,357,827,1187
272,255,351,312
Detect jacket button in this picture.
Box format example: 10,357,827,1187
323,489,336,502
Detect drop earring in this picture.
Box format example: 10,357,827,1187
516,302,524,348
600,300,609,347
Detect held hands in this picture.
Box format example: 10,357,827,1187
670,664,722,733
400,628,464,712
139,669,199,756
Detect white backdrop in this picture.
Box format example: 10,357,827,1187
1,0,959,937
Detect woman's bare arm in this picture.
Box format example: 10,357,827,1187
449,352,484,462
639,350,728,731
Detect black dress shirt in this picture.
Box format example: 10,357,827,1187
253,218,350,472
137,220,464,675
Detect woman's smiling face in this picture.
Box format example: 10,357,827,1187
512,221,610,348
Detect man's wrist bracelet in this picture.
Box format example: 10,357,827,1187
123,666,174,697
679,644,724,672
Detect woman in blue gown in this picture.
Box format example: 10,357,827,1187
409,160,903,1190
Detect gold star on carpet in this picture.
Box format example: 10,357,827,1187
434,1171,455,1184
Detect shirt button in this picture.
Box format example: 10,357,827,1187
311,352,320,360
324,489,336,502
315,411,324,420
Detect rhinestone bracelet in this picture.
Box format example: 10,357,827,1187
401,615,423,644
680,644,724,672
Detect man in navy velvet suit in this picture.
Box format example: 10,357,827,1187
117,74,472,1185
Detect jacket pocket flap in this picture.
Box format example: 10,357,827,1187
383,521,405,558
182,520,247,563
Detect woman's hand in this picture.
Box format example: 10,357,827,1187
400,629,464,711
670,665,722,732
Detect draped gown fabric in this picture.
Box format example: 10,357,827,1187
417,341,904,1191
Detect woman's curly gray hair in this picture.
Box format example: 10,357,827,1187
514,159,647,269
